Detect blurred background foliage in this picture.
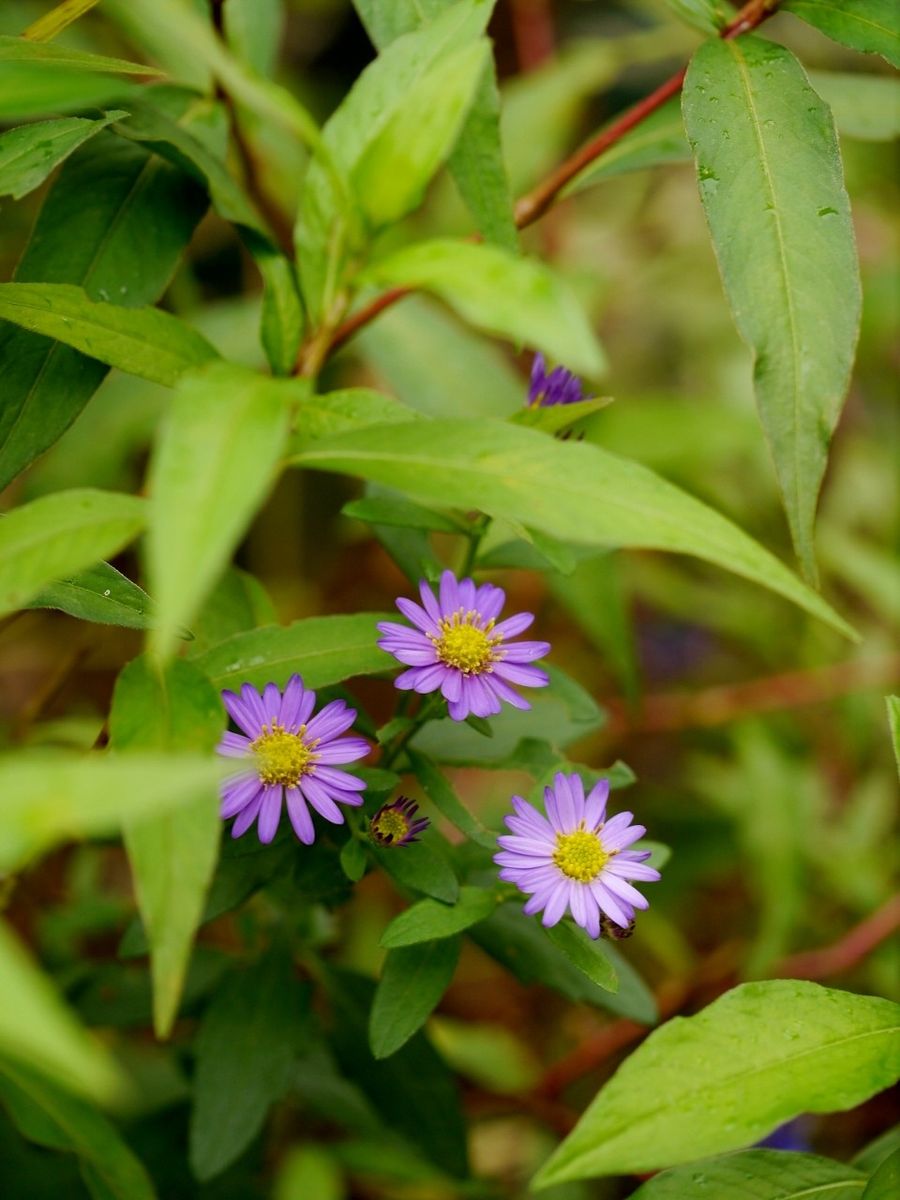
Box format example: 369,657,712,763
0,1,897,1197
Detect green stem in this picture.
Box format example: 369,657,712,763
382,694,442,770
459,516,491,577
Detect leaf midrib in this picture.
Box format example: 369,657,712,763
789,1,900,44
558,1022,899,1164
727,39,804,547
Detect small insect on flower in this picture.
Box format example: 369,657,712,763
217,674,369,845
377,570,550,721
370,796,430,847
528,352,589,407
495,772,660,939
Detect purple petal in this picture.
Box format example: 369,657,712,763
262,682,282,726
286,787,315,844
306,699,356,742
231,790,264,838
222,689,260,737
590,879,631,928
257,787,282,844
584,780,610,828
396,597,439,635
440,668,463,703
457,578,476,611
511,795,554,838
529,352,547,402
300,776,345,824
541,881,570,927
439,570,460,616
499,640,551,663
396,663,448,693
217,731,252,758
240,683,268,730
278,675,306,730
493,612,534,640
602,871,650,910
314,736,369,764
220,774,261,819
492,661,549,688
485,674,530,710
608,859,660,883
418,579,444,626
313,765,366,792
475,583,505,622
386,644,440,667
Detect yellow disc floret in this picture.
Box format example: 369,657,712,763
251,723,316,787
371,808,410,843
433,611,500,674
553,829,609,883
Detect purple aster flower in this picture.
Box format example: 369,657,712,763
376,570,550,722
494,772,660,939
528,353,588,407
216,674,369,845
370,796,430,847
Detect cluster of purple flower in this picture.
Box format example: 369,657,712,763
215,349,657,938
216,568,658,938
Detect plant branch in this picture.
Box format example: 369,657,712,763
323,0,781,360
775,894,900,981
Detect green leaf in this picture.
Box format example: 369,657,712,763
340,837,368,883
543,922,618,993
254,239,304,376
289,388,418,453
0,283,219,385
854,1125,900,1174
295,0,492,320
0,922,123,1105
145,362,290,659
192,612,393,692
26,561,155,630
369,939,460,1059
532,980,900,1187
0,111,126,200
513,395,613,434
0,489,145,618
109,657,224,1038
354,0,517,250
0,34,160,75
866,1148,900,1200
186,565,276,657
887,697,900,779
809,70,900,142
292,418,854,637
274,1146,345,1200
357,294,525,419
407,750,497,848
342,496,465,534
352,40,490,228
470,904,657,1022
567,97,691,191
0,64,135,121
381,887,497,948
373,838,459,904
682,36,861,582
360,240,605,378
0,131,207,491
0,1060,155,1200
664,0,729,34
782,0,900,69
628,1149,866,1199
190,947,308,1181
0,753,225,873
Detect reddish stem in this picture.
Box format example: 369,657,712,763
319,0,779,364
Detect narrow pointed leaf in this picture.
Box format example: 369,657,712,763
0,34,160,74
682,36,861,581
532,981,900,1187
369,939,460,1059
291,418,854,637
360,241,606,377
381,887,497,948
782,0,900,68
0,489,145,618
627,1149,866,1199
0,112,126,200
109,658,224,1038
145,363,291,659
27,561,154,630
0,283,219,385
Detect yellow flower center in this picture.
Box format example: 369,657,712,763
553,829,609,883
433,612,499,674
371,809,410,844
251,724,316,787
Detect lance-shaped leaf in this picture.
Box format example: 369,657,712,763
0,131,207,491
191,612,393,692
0,34,160,75
0,1061,154,1200
627,1149,866,1199
360,241,606,377
682,35,861,582
0,283,219,385
290,418,854,637
27,561,155,630
532,980,900,1187
145,363,291,659
0,111,126,200
0,489,145,618
369,939,461,1059
782,0,900,69
109,657,224,1038
0,922,124,1105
